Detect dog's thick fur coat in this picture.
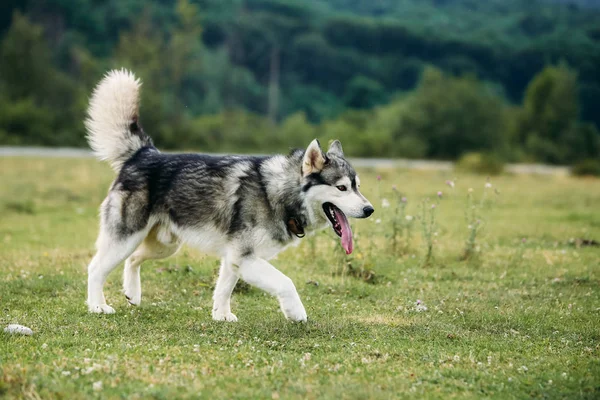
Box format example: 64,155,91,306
85,69,374,321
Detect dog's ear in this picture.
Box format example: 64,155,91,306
302,139,327,176
328,140,344,157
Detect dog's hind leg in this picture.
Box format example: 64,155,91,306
87,228,147,314
123,224,181,306
237,257,307,322
212,258,239,322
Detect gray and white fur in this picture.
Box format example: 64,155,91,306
85,69,374,321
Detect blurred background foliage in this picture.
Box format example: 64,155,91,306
0,0,599,165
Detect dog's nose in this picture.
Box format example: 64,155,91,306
363,206,374,217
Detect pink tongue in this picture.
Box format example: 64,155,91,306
334,208,353,254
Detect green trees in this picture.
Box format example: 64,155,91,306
0,12,84,146
350,68,508,159
514,65,600,164
396,68,509,160
0,0,598,164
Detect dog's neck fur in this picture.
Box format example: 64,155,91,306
261,151,326,242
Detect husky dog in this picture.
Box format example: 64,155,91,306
85,69,374,322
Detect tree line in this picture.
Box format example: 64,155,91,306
0,0,598,165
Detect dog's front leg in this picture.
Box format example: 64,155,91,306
212,258,239,322
238,257,307,322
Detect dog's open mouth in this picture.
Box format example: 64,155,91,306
323,202,353,255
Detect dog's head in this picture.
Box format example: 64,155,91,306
301,139,374,255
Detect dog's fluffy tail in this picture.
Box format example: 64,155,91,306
85,69,153,172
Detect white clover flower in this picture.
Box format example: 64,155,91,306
485,182,492,188
93,381,103,391
375,219,381,224
381,198,390,208
405,215,413,221
415,300,428,312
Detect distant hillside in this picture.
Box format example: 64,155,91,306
548,0,600,8
0,0,598,161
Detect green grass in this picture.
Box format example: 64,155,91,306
1,157,599,399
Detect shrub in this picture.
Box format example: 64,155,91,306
572,159,600,177
455,152,504,175
392,67,510,160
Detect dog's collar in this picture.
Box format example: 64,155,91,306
287,216,305,238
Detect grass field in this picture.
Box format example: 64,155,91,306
1,156,599,399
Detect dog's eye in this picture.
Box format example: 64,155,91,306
336,185,347,192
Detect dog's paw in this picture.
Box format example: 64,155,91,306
124,293,141,306
282,303,307,323
88,304,116,314
212,310,238,322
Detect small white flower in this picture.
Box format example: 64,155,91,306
415,304,428,312
381,198,390,208
92,381,103,391
562,372,567,378
405,215,413,221
485,182,492,188
62,371,71,376
41,343,48,349
519,365,528,372
453,355,460,362
375,219,381,224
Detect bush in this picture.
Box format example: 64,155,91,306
394,67,510,160
455,152,505,175
572,159,600,177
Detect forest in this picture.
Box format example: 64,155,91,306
0,0,599,166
